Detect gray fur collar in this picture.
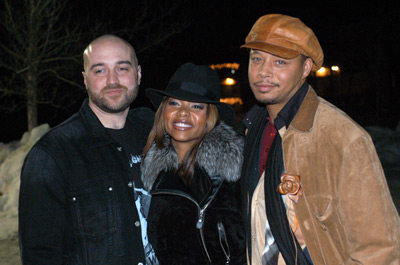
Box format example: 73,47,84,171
141,122,244,190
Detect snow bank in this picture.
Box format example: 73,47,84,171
0,124,49,240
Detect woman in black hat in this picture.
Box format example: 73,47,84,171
141,63,245,264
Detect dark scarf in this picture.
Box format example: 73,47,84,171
265,133,311,265
242,106,311,265
241,105,269,261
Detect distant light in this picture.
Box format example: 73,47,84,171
317,67,326,74
220,97,243,105
316,67,328,77
210,63,240,70
331,66,341,75
223,78,236,85
331,66,340,71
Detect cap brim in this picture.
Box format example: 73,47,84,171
145,88,235,126
241,41,300,59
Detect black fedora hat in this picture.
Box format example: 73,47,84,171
145,62,235,126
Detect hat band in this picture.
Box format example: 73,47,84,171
168,81,218,101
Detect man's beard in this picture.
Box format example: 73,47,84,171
254,94,278,105
88,84,138,113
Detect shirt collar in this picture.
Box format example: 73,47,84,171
274,81,309,130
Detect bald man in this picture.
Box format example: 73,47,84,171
19,35,158,265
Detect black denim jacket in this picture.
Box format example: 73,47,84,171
19,99,154,265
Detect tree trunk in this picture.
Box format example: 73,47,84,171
26,72,38,131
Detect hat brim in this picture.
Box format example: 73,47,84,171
241,41,300,59
146,88,235,126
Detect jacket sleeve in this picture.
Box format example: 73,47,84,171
339,134,400,264
19,146,67,265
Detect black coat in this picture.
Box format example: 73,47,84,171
19,99,154,265
142,122,246,265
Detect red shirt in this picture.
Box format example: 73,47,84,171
259,117,277,177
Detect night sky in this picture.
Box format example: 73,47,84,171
1,1,399,142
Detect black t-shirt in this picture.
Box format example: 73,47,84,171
107,122,158,264
106,122,143,189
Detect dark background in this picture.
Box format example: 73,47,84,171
1,1,399,142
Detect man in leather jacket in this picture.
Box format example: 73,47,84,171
240,14,400,264
19,35,158,265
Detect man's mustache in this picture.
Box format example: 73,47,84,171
254,80,280,87
103,84,128,90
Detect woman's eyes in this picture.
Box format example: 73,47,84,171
167,100,204,110
168,100,179,106
192,104,204,110
168,101,178,106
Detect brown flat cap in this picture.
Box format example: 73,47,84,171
241,14,324,71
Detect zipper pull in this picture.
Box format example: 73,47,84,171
197,209,204,229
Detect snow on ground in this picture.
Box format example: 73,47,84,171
0,123,399,264
0,124,49,265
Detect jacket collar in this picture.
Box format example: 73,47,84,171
79,98,115,148
289,86,319,133
78,98,154,148
141,122,244,190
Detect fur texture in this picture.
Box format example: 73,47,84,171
141,122,244,190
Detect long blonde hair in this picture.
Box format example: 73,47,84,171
143,97,219,184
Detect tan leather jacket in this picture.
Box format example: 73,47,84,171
282,87,400,264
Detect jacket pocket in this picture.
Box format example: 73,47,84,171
313,196,347,261
69,178,117,236
68,177,118,263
